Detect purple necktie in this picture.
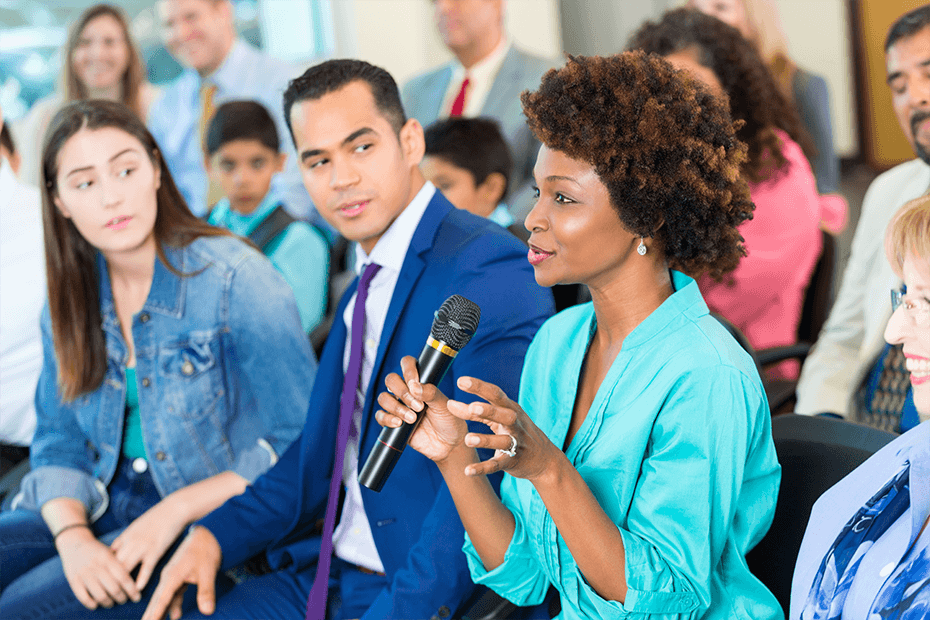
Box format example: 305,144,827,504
305,262,382,620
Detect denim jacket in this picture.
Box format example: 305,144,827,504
15,235,316,519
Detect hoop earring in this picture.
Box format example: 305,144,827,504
637,238,647,256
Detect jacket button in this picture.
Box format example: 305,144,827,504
437,606,450,618
139,312,150,323
141,377,151,387
181,360,194,375
155,451,167,461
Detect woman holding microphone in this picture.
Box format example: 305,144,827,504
377,52,781,620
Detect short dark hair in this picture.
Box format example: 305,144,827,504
521,52,753,280
886,5,930,51
0,124,16,157
282,59,407,144
204,100,279,156
423,118,513,197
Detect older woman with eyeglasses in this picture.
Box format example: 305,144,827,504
790,195,930,619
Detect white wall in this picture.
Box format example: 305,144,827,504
776,0,857,156
347,0,562,87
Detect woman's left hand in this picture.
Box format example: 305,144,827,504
111,496,188,591
448,376,562,482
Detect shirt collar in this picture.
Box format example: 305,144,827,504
202,38,248,92
451,36,510,83
620,270,709,350
354,181,436,275
209,189,282,236
488,203,514,228
97,245,186,321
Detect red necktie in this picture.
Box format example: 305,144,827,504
449,76,470,117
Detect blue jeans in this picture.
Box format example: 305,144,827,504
0,458,231,619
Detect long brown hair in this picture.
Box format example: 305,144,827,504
42,100,230,401
629,8,814,185
64,4,147,119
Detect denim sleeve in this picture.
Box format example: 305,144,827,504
226,253,317,482
17,307,107,517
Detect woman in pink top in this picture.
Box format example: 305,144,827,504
631,9,847,376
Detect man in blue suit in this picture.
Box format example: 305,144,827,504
143,60,553,620
402,0,559,222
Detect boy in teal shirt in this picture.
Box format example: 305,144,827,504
205,100,328,333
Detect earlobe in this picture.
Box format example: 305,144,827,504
53,195,71,219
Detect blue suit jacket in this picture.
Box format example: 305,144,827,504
402,46,560,222
198,192,554,619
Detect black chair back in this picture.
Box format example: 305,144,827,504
797,230,837,344
745,414,897,615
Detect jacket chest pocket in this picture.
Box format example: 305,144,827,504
158,332,224,421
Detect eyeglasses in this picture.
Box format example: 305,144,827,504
891,285,930,327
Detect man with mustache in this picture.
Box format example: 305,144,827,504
796,5,930,430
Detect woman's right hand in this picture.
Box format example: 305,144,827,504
55,526,141,609
376,355,469,463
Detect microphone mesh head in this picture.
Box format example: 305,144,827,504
430,295,481,351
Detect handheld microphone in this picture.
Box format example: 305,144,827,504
359,294,481,492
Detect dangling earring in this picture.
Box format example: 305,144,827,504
637,237,647,256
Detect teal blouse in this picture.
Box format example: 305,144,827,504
208,192,328,333
121,366,146,460
464,271,782,619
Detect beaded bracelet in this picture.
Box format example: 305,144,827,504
53,522,90,540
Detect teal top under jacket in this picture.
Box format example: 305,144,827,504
464,271,782,620
208,191,328,333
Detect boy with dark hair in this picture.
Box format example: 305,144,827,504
146,59,552,620
422,117,527,240
205,100,328,334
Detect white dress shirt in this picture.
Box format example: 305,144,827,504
332,182,436,572
0,161,45,445
147,40,315,222
796,158,930,416
440,37,511,119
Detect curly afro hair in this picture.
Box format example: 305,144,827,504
521,50,752,279
629,8,813,185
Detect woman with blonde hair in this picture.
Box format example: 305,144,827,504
14,3,160,186
790,196,930,618
690,0,841,196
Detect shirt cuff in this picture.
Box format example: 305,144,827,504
587,528,699,617
12,465,109,521
231,439,277,482
463,511,549,607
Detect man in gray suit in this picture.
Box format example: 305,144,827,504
402,0,559,221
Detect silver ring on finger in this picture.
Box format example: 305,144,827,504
501,434,517,457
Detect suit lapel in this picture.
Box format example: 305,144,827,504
422,65,454,124
358,194,453,448
481,46,524,119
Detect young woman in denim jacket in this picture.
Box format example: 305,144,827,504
0,100,316,619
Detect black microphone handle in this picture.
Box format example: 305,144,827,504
358,342,455,492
